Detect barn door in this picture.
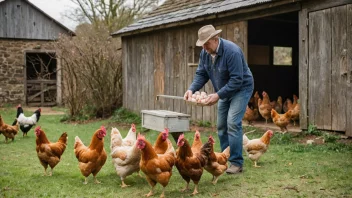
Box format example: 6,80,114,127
25,52,58,107
308,5,352,133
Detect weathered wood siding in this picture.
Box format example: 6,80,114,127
122,21,247,123
307,4,351,132
0,0,71,40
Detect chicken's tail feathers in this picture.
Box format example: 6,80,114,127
222,146,230,158
243,134,249,146
74,136,83,148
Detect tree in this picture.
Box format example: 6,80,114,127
65,0,161,32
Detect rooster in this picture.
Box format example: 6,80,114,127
12,104,41,136
203,136,230,184
35,126,68,176
137,134,175,198
74,126,107,184
153,128,170,154
243,130,273,167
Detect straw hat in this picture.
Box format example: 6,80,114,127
196,25,222,46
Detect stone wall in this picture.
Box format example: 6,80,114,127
0,39,54,106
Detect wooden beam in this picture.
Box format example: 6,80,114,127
303,0,352,12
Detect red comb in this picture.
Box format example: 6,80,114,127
100,126,106,133
35,126,41,131
38,108,42,112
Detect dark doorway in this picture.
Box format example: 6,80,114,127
25,52,57,106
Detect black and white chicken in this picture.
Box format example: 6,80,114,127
12,104,41,136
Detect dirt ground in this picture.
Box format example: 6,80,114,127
25,107,65,115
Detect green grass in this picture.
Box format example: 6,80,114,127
0,107,352,197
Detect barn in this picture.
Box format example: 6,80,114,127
112,0,351,136
0,0,75,107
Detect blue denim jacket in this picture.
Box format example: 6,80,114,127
188,38,253,99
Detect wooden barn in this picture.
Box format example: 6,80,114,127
0,0,75,107
112,0,352,136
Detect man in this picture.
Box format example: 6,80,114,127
184,25,254,174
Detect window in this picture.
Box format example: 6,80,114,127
273,46,292,66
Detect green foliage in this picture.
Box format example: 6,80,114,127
306,124,322,136
197,120,212,127
322,133,339,143
270,132,294,145
111,108,141,124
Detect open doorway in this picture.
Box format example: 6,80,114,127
248,11,299,109
25,52,57,106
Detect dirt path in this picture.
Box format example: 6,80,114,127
22,107,65,115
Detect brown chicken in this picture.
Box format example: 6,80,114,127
191,130,202,154
74,126,107,184
290,103,300,126
271,96,283,113
175,134,211,196
0,115,19,142
35,126,68,176
136,134,175,198
283,98,294,113
153,128,169,154
258,91,272,124
271,109,292,133
203,136,230,184
243,130,274,167
243,106,259,125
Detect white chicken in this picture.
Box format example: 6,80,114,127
111,127,141,188
122,123,137,146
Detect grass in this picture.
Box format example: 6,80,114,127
0,107,352,198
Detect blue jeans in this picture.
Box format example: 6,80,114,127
217,87,253,167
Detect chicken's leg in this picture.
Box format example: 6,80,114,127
212,176,219,184
83,177,88,184
121,179,129,188
254,161,261,168
192,184,199,195
49,168,53,176
145,186,154,197
181,182,190,192
160,187,166,198
94,176,101,184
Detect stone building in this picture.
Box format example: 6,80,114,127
0,0,75,106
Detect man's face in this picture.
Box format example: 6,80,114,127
202,38,218,54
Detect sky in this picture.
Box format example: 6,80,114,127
28,0,167,32
28,0,79,31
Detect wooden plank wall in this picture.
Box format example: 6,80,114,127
331,5,347,132
346,4,352,136
308,9,332,130
122,21,248,124
298,8,308,129
0,0,70,40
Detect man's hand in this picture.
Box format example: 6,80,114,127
184,90,193,101
205,93,219,106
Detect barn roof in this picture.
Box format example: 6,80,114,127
0,0,75,37
112,0,276,36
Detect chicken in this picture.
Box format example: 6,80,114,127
136,134,175,198
35,126,68,176
243,130,274,168
271,96,283,114
290,103,300,126
248,91,260,109
191,130,202,154
111,127,141,188
258,91,272,124
0,115,19,142
202,136,230,184
153,128,169,154
12,104,41,136
243,106,259,125
271,109,292,132
175,134,210,196
283,98,294,113
74,126,107,184
122,123,137,146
